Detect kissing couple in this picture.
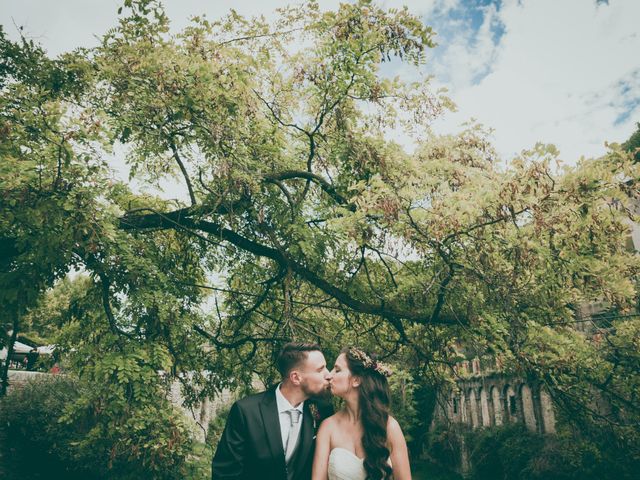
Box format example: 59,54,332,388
212,342,411,480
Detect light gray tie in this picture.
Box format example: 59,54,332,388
285,408,302,463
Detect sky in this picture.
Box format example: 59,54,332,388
2,0,639,181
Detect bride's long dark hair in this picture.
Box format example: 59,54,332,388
343,347,393,480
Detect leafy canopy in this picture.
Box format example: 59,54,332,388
1,0,639,464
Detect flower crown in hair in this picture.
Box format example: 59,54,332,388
348,347,393,377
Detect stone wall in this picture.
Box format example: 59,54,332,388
5,370,48,393
4,369,241,444
166,378,237,443
430,368,558,477
165,375,265,443
432,372,556,435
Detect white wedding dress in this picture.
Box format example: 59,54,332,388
327,448,367,480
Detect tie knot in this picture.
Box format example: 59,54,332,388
288,408,301,425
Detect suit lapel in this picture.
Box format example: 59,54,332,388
295,402,315,471
259,388,286,465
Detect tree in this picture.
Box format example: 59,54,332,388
0,25,107,394
622,121,640,162
1,0,639,471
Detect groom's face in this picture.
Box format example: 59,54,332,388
297,350,331,398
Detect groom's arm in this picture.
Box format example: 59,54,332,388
212,401,247,479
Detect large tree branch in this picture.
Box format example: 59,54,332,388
0,312,20,397
263,170,355,211
215,26,305,47
263,177,295,216
169,140,197,206
193,325,285,350
119,211,460,329
118,197,249,231
98,272,134,342
119,168,352,232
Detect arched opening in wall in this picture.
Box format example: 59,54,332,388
540,388,556,433
520,384,537,431
468,389,479,428
472,357,480,375
479,387,491,427
491,386,503,426
452,394,459,416
504,385,517,422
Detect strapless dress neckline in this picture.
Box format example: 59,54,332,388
328,447,366,480
332,447,364,461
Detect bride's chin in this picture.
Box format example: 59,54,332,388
329,386,343,398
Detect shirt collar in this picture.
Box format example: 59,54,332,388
276,383,304,414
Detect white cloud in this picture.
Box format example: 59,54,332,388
433,0,640,162
2,0,638,176
431,2,501,89
378,0,439,15
1,1,344,56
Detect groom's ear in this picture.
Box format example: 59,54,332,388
290,370,302,386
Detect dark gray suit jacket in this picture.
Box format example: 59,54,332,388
211,388,316,480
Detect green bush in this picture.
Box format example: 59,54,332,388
0,375,89,479
206,403,231,453
388,369,420,445
466,424,638,480
425,424,464,472
0,375,196,479
468,424,541,479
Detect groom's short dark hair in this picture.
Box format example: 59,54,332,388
277,342,321,378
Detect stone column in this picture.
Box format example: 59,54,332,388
469,389,479,428
480,387,491,427
540,388,556,433
491,386,503,426
521,384,537,431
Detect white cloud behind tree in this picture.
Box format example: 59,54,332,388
2,0,638,190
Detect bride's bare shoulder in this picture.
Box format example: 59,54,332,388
318,410,347,431
386,415,407,448
320,412,340,427
386,415,403,434
316,412,340,440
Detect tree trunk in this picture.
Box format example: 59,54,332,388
0,313,20,397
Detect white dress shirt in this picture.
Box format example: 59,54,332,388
275,383,305,453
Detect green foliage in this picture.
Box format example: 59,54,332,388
2,1,640,474
206,403,231,452
466,424,639,480
622,122,640,162
412,460,463,480
425,424,464,472
405,378,438,456
0,375,194,479
388,368,419,443
468,425,542,479
183,442,214,480
0,376,87,479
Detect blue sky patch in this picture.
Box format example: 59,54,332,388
424,0,505,86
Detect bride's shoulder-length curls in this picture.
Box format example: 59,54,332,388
343,347,394,480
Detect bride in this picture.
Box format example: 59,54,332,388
311,347,412,480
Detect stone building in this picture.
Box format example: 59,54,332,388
165,375,265,443
431,361,556,435
430,201,640,475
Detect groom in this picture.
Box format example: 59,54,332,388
212,342,333,480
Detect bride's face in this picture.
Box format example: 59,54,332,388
329,353,360,398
